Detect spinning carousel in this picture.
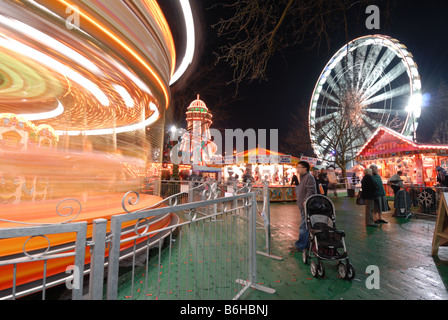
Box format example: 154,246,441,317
0,0,182,297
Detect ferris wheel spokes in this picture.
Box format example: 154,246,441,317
309,35,421,161
361,63,408,101
361,83,410,107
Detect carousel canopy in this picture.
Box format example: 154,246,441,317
356,126,448,161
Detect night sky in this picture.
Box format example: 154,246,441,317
165,0,448,155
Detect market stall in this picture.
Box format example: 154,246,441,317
222,147,300,201
355,126,448,192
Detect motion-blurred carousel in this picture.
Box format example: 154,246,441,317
0,0,179,295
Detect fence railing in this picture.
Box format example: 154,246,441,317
0,180,276,300
0,221,88,300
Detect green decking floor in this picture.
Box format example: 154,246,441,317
117,196,448,300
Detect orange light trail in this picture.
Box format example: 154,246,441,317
142,0,176,78
58,0,173,109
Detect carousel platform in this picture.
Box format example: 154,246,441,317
0,193,174,297
253,185,297,202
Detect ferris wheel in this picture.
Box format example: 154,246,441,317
309,34,422,161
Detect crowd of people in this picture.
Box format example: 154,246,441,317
288,160,399,252
292,166,339,197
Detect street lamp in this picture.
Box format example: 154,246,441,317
405,93,422,142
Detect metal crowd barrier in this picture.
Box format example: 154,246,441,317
105,191,273,300
0,221,88,300
0,180,276,300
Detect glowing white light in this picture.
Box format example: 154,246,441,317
169,0,195,85
20,100,64,120
113,62,153,95
113,84,134,108
56,102,160,136
406,93,422,118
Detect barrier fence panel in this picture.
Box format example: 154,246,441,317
105,192,273,300
0,181,276,300
0,221,87,300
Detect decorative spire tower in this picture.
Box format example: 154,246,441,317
186,94,213,136
184,94,214,165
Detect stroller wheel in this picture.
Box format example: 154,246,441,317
338,262,355,280
311,260,325,278
302,249,308,264
346,263,355,280
338,262,347,279
317,260,325,277
310,261,318,277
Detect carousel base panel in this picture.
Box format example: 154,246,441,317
0,193,176,299
254,186,297,202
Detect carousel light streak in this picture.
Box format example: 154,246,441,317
0,1,177,295
112,62,153,95
112,84,134,108
0,14,103,76
57,0,172,109
140,0,176,77
0,35,110,106
20,100,65,121
169,0,195,85
55,101,159,136
0,1,178,134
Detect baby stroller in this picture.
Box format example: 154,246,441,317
302,194,355,280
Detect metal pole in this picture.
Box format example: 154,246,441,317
89,218,108,300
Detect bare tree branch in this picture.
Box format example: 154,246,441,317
211,0,395,91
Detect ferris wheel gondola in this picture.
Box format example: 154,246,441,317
309,34,422,161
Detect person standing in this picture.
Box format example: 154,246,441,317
290,161,317,252
318,168,329,196
361,168,378,227
312,169,321,194
291,173,299,186
387,170,404,197
370,164,388,224
327,166,338,197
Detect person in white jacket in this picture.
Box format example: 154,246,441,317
387,170,404,196
327,166,338,197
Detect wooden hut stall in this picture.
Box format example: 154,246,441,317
356,126,448,194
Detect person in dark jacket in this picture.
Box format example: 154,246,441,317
290,173,299,186
318,168,329,196
361,168,378,227
370,164,388,224
289,161,317,251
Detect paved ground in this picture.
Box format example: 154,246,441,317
241,195,448,300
